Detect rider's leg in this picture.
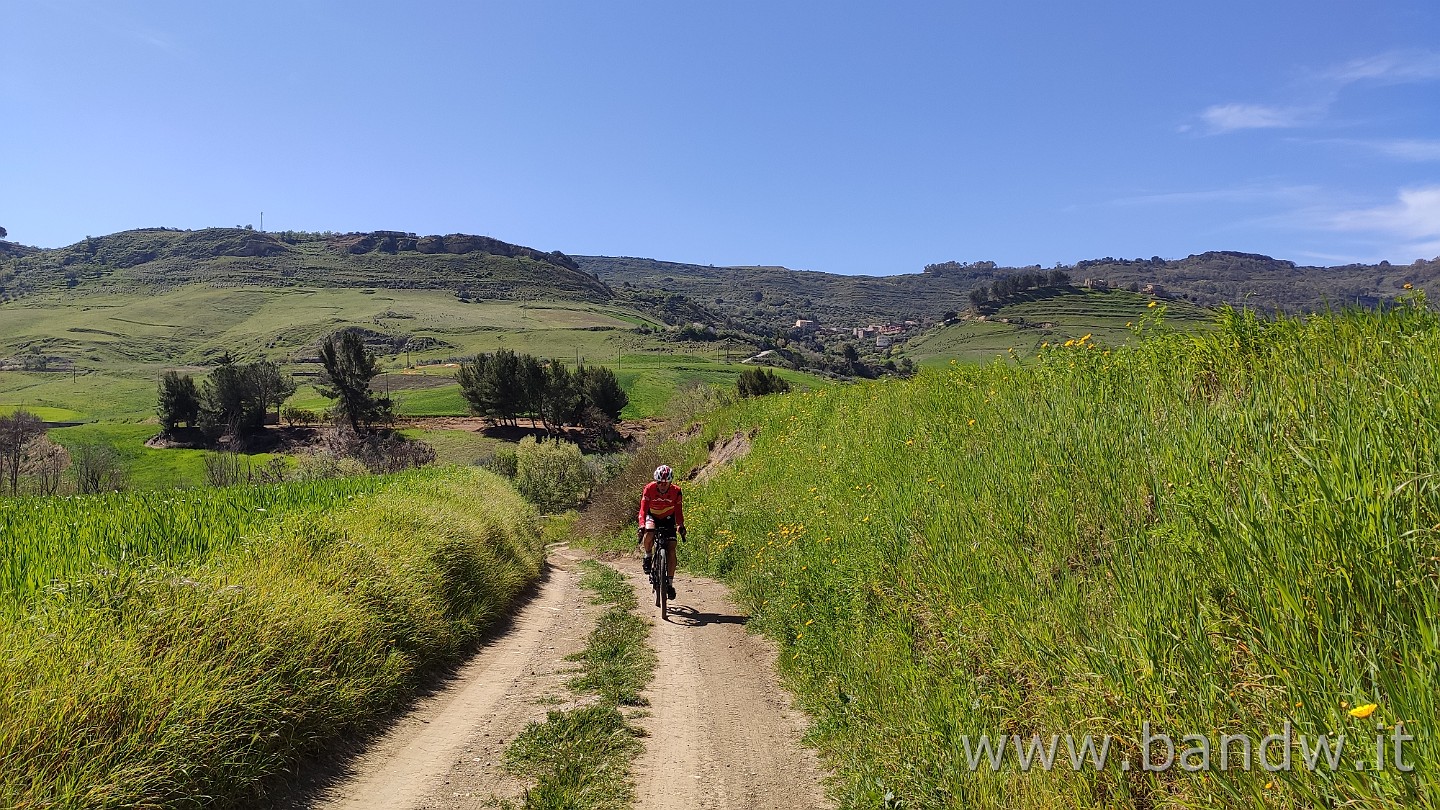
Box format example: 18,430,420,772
665,538,678,578
642,529,655,556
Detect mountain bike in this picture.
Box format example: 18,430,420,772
646,525,678,620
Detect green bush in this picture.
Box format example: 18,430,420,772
485,444,519,477
514,435,592,513
736,367,791,398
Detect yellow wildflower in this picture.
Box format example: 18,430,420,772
1148,300,1157,308
1349,703,1378,719
1404,282,1413,290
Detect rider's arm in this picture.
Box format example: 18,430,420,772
637,483,651,527
674,488,685,530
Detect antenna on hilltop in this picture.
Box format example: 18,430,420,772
260,212,264,232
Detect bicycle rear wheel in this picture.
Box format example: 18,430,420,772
654,546,668,619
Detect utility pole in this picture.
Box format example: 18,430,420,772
260,211,263,232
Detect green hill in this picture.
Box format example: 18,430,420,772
1,228,611,303
578,255,978,332
580,252,1440,334
0,240,39,261
904,288,1214,366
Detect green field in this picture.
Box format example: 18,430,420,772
660,300,1439,808
904,288,1213,366
0,403,85,421
0,285,653,369
396,427,501,467
0,284,792,426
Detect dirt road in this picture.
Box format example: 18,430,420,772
614,561,831,810
297,549,830,810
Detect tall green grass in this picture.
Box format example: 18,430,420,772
677,300,1440,808
0,466,544,809
0,476,380,598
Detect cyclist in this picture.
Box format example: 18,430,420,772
639,464,686,599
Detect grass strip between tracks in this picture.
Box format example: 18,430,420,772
504,560,655,809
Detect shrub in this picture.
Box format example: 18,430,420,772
203,451,247,487
290,452,369,481
69,443,126,494
514,436,592,513
281,405,319,427
736,367,791,398
485,445,519,477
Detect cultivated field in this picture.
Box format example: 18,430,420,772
905,289,1213,366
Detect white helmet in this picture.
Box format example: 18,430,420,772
653,464,674,483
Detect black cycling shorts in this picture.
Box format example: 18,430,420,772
643,514,678,540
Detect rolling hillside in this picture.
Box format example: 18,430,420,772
581,252,1440,333
904,288,1214,366
0,228,611,303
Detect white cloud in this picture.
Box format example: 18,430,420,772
1301,138,1440,162
1331,186,1440,238
1200,103,1310,134
1321,50,1440,84
1106,183,1319,207
1328,186,1440,259
1368,139,1440,162
1196,49,1440,137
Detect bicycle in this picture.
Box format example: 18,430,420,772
645,524,678,620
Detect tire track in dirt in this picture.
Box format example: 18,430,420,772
299,548,598,810
295,548,830,809
608,559,832,810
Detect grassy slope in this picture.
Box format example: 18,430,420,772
0,284,806,424
0,286,646,370
667,302,1439,808
0,466,543,809
904,289,1213,366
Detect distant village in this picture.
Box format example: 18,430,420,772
789,318,921,348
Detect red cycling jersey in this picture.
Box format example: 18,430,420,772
638,481,684,528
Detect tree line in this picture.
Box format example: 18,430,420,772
158,332,394,439
455,349,628,434
157,360,297,437
969,268,1072,310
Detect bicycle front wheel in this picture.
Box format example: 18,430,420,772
654,547,668,619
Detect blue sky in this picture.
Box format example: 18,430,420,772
3,1,1437,274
